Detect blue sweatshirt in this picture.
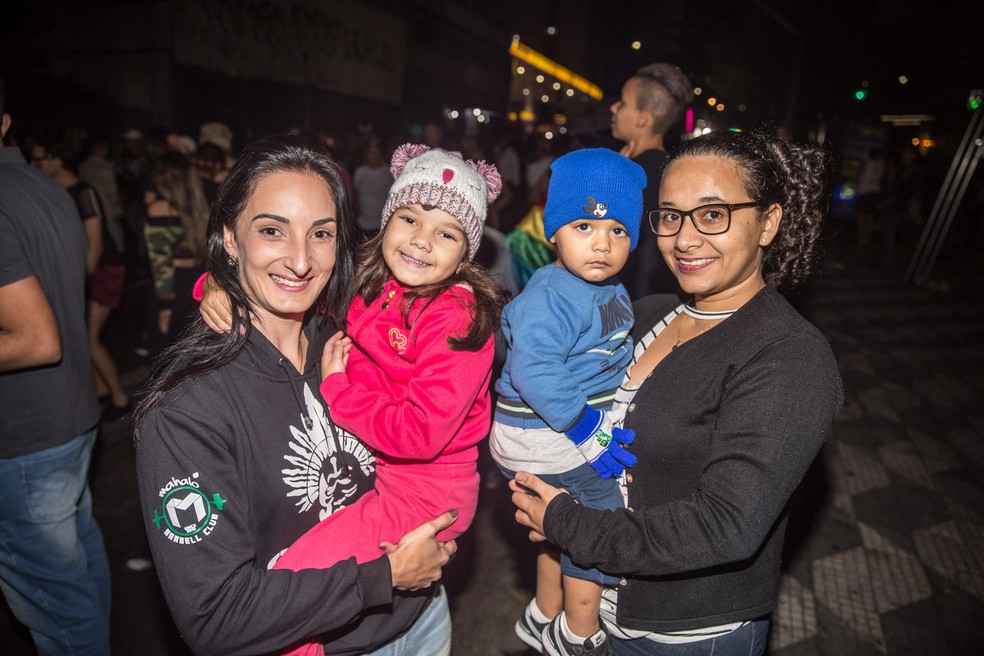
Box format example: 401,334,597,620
494,264,633,431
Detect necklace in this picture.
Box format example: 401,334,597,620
671,317,719,350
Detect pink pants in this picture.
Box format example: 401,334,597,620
269,458,478,656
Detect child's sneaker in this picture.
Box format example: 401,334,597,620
515,599,549,653
541,612,611,656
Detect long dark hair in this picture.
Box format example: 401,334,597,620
353,220,506,351
665,128,831,289
149,151,210,260
134,134,355,433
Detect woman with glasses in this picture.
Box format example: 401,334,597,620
510,129,843,656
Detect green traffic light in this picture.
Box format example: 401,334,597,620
855,90,866,101
967,90,981,110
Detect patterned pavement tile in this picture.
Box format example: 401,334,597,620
912,520,984,602
946,428,984,470
911,378,959,410
853,482,951,531
772,575,818,650
813,547,886,653
935,474,984,525
858,523,908,557
905,429,960,475
866,549,932,613
879,600,961,656
829,442,891,497
878,441,934,489
856,388,902,422
880,382,925,412
840,353,877,376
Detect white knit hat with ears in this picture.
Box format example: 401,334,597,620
381,143,502,260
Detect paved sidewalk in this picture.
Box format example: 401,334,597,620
764,251,984,656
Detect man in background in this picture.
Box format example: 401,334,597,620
610,62,693,298
0,76,112,655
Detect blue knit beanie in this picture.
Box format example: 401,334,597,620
543,148,647,251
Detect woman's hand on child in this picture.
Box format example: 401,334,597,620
382,510,459,591
510,472,567,543
321,331,352,379
200,274,235,334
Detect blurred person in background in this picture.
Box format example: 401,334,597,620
32,138,130,415
192,140,227,207
352,141,392,239
491,129,524,233
143,150,210,355
855,147,885,247
79,133,126,257
526,134,555,208
199,120,235,171
610,63,693,299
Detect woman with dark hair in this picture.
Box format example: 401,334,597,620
143,150,211,354
511,129,843,656
134,135,456,656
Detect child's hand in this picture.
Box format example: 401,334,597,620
321,331,353,379
200,275,235,334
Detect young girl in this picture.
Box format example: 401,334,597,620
200,143,504,656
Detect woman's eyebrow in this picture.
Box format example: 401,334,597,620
250,215,336,225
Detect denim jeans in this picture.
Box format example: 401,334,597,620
0,429,112,655
364,584,451,656
611,620,769,656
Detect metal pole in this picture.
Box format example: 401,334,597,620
904,105,984,284
914,119,984,285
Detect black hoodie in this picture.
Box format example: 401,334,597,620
136,317,430,655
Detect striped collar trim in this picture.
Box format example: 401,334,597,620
682,304,736,321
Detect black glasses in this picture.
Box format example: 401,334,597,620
649,202,763,236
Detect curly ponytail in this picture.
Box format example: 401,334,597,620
667,128,831,289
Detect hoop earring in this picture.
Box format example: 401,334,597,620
227,256,238,268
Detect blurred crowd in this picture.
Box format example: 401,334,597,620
4,117,623,412
9,109,983,419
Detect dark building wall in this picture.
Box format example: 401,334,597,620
2,0,520,141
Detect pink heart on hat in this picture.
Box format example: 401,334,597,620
442,168,455,184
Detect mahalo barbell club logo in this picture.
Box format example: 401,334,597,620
151,473,227,545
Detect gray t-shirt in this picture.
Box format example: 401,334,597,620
0,147,99,457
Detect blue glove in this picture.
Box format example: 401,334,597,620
564,406,637,479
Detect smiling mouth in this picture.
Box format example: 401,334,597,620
399,252,430,267
270,274,309,288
